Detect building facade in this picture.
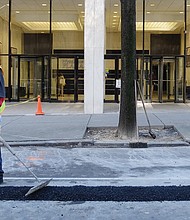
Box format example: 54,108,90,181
0,0,189,113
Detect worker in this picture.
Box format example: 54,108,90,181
0,65,6,184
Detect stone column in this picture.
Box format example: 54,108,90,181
84,0,105,113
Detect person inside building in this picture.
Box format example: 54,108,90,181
0,66,6,184
59,75,66,97
152,71,158,97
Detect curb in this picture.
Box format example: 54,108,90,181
3,139,190,148
4,139,94,147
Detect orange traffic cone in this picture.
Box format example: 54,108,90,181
36,95,44,115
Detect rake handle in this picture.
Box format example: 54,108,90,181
136,81,151,129
0,136,40,182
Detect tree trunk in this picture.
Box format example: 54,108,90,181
118,0,138,140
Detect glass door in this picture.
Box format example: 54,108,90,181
11,56,19,100
136,56,152,102
50,56,84,102
162,58,175,102
175,56,185,102
20,57,43,100
42,56,49,101
51,57,75,102
151,57,175,102
104,55,120,103
151,56,185,103
151,58,160,102
51,57,58,100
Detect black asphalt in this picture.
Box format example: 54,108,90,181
0,185,190,201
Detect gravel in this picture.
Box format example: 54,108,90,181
85,127,184,142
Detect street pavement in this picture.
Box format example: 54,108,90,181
1,101,190,219
1,201,190,220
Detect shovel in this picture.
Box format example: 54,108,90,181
0,136,52,196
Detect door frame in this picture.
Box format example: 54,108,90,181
150,56,185,103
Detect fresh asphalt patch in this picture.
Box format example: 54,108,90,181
0,186,190,201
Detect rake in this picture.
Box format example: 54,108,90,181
136,81,156,139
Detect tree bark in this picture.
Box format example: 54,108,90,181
118,0,138,140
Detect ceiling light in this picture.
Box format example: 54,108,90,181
114,11,118,14
150,3,155,7
146,11,151,14
81,11,85,14
179,11,184,14
22,22,78,31
136,22,179,31
16,11,20,14
78,3,83,7
0,4,8,10
114,4,119,7
42,3,47,7
113,15,117,18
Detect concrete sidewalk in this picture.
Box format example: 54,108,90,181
1,102,190,145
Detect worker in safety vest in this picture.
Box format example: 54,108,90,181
0,66,6,184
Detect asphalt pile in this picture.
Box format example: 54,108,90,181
0,185,190,201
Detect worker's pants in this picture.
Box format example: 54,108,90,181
0,148,3,175
0,118,3,176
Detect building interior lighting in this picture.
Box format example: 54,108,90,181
0,4,8,10
117,20,180,32
0,1,185,33
22,22,78,31
136,22,179,31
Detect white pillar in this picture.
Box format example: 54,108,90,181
84,0,105,114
